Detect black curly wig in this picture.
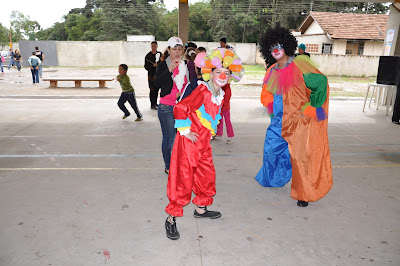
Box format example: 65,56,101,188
259,27,298,66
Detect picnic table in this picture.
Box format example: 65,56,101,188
42,77,113,88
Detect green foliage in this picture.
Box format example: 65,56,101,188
0,23,10,45
33,0,389,42
10,11,41,41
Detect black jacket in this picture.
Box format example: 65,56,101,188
154,60,173,98
144,51,161,76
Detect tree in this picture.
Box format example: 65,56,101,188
10,11,41,41
0,23,10,45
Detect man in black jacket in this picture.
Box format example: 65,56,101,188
145,41,162,110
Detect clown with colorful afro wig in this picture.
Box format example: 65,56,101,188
255,27,333,208
164,48,243,240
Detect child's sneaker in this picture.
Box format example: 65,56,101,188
213,135,222,140
226,137,234,144
123,114,130,119
135,117,143,122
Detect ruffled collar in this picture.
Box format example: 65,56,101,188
197,80,225,105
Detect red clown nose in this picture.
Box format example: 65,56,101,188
219,72,226,79
273,49,278,53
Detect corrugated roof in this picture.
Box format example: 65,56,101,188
300,11,388,40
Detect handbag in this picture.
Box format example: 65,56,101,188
1,55,4,63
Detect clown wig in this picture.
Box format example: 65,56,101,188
194,48,244,83
259,27,298,66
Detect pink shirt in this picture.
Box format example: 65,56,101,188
159,66,188,106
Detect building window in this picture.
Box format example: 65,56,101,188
346,41,365,55
305,43,319,53
322,43,332,54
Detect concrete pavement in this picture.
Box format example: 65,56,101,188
0,97,399,265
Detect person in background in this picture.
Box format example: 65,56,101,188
8,48,15,70
116,64,143,121
13,49,22,72
214,83,234,144
34,46,44,78
28,51,41,84
145,41,162,110
154,37,189,175
0,52,4,74
219,37,231,49
185,47,197,82
296,43,310,57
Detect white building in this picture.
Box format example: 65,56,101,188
294,11,388,56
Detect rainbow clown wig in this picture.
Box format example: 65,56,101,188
194,48,244,83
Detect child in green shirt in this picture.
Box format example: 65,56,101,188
117,64,143,121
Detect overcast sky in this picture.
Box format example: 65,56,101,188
0,0,195,30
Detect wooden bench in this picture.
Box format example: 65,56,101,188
42,77,113,88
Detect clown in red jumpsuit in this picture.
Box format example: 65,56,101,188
164,68,232,240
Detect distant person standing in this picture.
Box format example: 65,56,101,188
28,51,41,84
296,43,311,57
34,46,44,78
13,49,22,72
219,37,231,49
8,48,15,70
144,41,162,110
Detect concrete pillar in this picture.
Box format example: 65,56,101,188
383,4,400,56
178,0,189,44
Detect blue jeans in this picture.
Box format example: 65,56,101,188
158,103,176,170
8,59,14,69
38,64,43,77
31,67,39,83
0,61,3,73
117,91,142,118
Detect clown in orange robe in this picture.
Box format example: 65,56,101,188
256,55,333,202
165,81,224,217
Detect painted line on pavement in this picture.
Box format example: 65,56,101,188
0,152,400,158
1,165,399,171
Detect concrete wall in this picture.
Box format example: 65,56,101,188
56,41,124,67
56,41,257,67
255,51,379,76
307,54,379,76
19,41,58,67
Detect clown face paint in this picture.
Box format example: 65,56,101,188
211,67,231,88
270,43,285,60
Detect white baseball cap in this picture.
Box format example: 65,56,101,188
167,37,184,48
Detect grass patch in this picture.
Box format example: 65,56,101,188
243,65,265,72
328,76,376,84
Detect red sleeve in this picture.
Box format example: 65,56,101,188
173,84,207,120
224,84,231,102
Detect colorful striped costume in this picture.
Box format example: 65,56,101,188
256,55,333,202
165,81,224,217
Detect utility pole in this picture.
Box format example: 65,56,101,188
178,0,189,44
310,0,314,12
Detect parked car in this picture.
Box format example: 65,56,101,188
1,50,10,58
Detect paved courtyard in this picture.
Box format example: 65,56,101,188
0,91,399,265
0,65,399,265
